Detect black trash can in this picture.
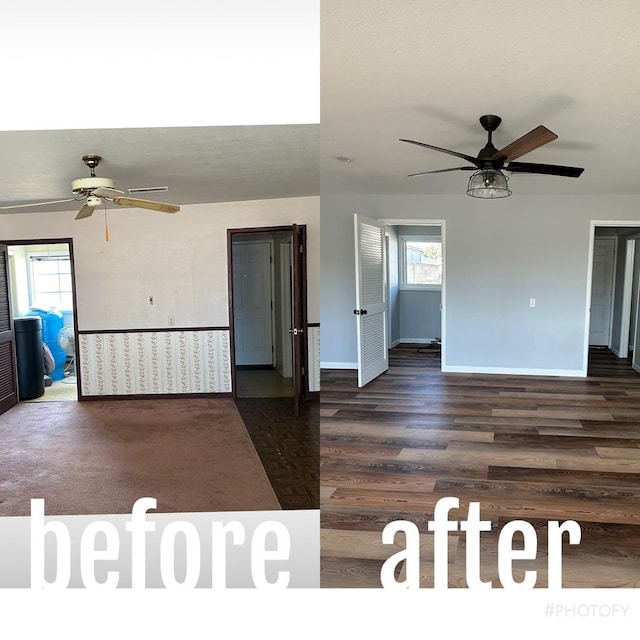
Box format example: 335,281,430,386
14,316,45,401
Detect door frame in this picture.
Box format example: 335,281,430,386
227,225,309,412
584,221,640,374
378,218,447,370
0,237,80,406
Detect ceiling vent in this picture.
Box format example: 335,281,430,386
127,186,169,194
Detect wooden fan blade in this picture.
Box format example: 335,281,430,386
505,161,584,178
493,125,558,162
408,166,476,177
399,139,479,165
75,204,95,220
0,198,78,210
93,186,125,198
111,196,180,213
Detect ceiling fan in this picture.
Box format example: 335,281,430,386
0,154,181,219
400,115,584,198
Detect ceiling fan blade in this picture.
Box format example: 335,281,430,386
93,186,125,199
399,139,479,165
492,125,558,162
0,198,78,211
408,166,476,177
505,161,584,178
75,204,96,220
111,196,180,213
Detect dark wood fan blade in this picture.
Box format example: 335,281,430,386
492,125,558,162
505,161,584,178
399,139,479,165
408,166,476,177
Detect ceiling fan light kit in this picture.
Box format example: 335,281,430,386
466,168,512,199
400,114,584,199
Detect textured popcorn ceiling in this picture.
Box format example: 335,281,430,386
0,1,320,214
321,0,640,196
0,124,319,213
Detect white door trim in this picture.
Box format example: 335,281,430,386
379,218,446,370
584,221,640,375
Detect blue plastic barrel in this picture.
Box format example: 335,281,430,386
26,308,66,381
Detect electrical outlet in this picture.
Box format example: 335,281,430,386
148,295,154,306
529,298,536,308
168,316,175,326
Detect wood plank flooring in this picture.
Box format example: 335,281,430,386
320,345,640,587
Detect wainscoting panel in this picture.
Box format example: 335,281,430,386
307,324,320,393
78,329,232,396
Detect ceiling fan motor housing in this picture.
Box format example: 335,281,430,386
71,176,115,195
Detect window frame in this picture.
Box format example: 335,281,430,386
399,234,443,291
26,251,73,312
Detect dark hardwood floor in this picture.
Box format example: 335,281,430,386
235,397,319,510
320,344,640,587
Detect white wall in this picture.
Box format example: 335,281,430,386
321,192,640,376
2,195,320,395
1,196,319,330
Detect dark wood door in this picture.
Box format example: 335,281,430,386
291,224,308,417
0,245,18,415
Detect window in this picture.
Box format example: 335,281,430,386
28,253,73,311
400,235,442,290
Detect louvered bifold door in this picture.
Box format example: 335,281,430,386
354,214,388,387
0,246,18,414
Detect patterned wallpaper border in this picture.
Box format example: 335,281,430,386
79,329,231,396
78,325,320,397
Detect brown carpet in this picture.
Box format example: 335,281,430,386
0,398,280,516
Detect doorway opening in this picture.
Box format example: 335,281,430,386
228,225,308,415
586,222,640,375
231,231,293,398
5,240,78,404
353,216,445,388
385,222,443,352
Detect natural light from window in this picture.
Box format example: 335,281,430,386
29,254,73,311
401,236,442,290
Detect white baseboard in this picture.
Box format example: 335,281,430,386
321,361,357,370
397,338,440,345
442,364,586,377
